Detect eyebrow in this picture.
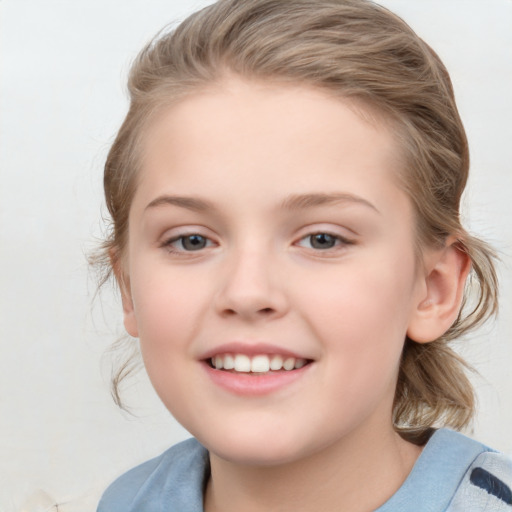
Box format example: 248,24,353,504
145,195,215,212
144,192,380,214
281,193,380,214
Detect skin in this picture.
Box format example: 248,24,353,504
119,77,469,512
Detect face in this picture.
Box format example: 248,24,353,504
121,77,428,465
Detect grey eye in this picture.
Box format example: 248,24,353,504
309,233,337,249
180,234,208,250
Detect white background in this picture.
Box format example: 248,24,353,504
1,1,511,510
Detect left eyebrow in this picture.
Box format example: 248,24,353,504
281,193,380,214
144,195,216,213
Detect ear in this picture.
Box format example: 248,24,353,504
110,248,139,338
407,239,471,343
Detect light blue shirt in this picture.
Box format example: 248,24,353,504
97,429,512,511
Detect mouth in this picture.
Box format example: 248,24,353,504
200,343,314,395
206,353,312,374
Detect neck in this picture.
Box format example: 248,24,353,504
204,424,422,512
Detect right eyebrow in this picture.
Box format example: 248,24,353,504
144,195,215,213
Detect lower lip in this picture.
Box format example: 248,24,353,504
201,361,312,396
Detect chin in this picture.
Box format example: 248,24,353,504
212,442,303,467
195,426,315,467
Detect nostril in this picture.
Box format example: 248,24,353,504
221,306,276,317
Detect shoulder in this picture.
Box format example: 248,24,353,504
448,449,512,511
96,437,209,512
423,429,512,511
378,429,512,512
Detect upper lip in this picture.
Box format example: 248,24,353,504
199,342,312,361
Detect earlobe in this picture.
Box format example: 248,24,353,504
407,240,471,344
110,248,139,338
121,286,139,338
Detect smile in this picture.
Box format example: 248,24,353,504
209,353,309,373
200,343,314,395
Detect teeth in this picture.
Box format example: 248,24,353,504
223,354,235,370
210,354,308,373
269,355,283,370
234,354,251,372
294,358,306,369
283,357,295,371
251,355,270,373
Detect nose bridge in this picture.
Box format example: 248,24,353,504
215,238,286,319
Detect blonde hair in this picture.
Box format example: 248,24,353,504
97,0,498,441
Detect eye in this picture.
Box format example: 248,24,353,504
296,232,351,250
164,234,214,252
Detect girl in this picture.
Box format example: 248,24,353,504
95,0,511,510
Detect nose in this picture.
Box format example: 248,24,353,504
213,246,289,321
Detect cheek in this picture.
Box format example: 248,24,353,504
302,271,412,425
128,265,207,364
296,256,416,374
130,274,201,413
301,258,414,332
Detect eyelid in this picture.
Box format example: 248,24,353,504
159,226,218,254
296,232,352,246
295,223,356,240
293,226,356,253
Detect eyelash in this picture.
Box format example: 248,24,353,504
161,233,216,254
295,232,354,251
161,231,353,255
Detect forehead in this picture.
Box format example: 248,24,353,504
135,77,407,216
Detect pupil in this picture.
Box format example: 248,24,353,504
183,235,206,250
311,233,335,249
